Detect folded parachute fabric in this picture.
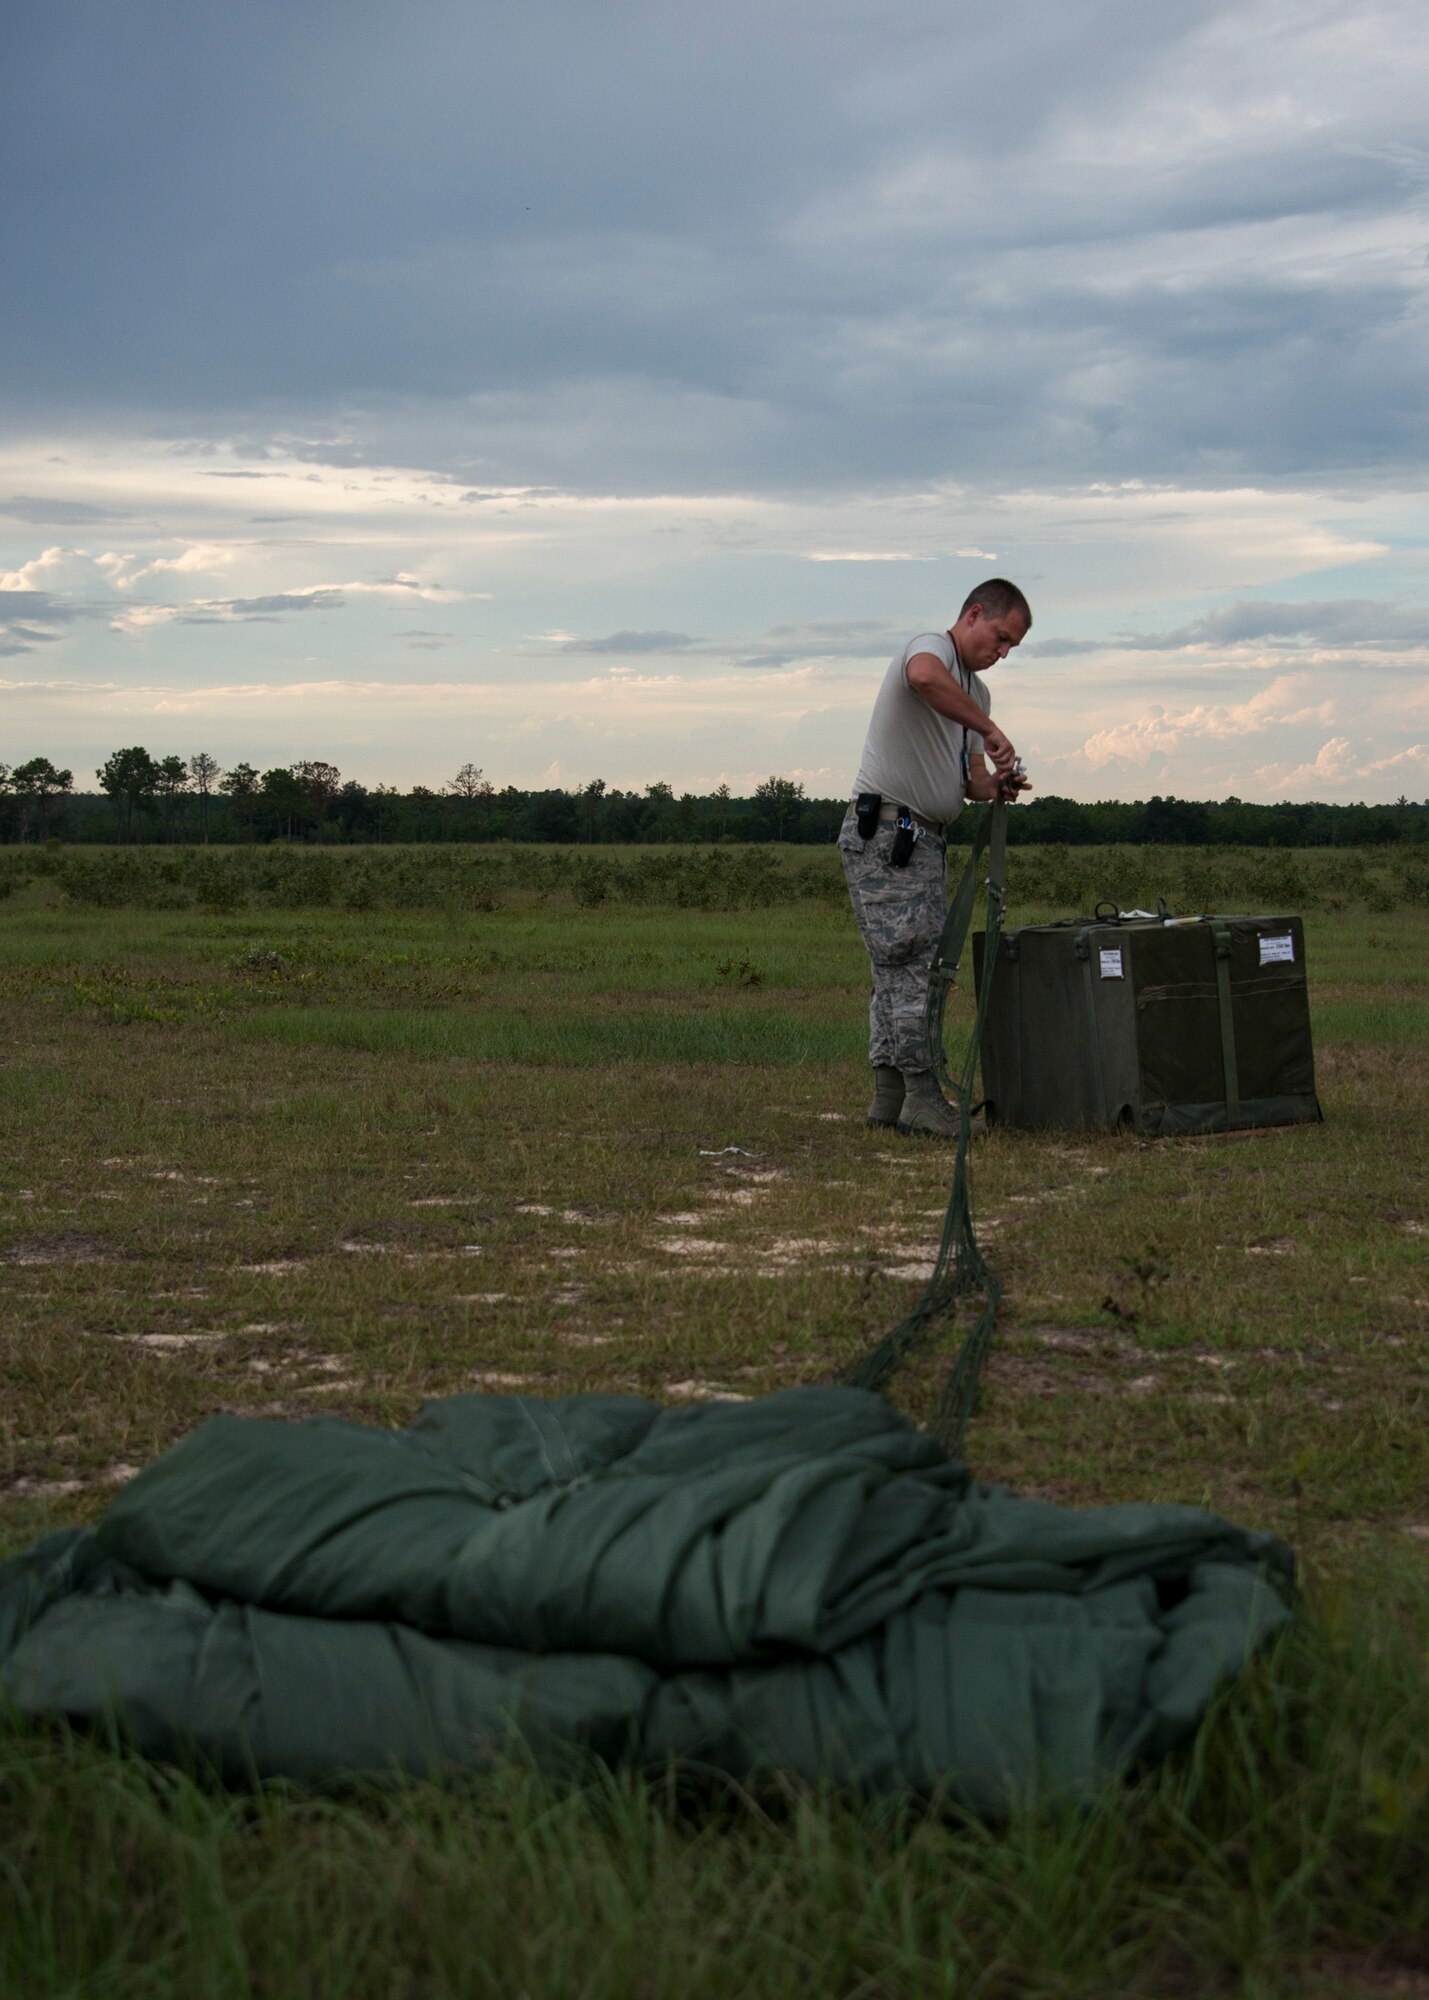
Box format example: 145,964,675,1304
0,1387,1293,1811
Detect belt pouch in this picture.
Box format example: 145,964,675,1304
888,817,917,868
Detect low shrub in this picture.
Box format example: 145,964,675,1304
28,839,1429,917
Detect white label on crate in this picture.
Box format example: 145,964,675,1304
1099,947,1124,979
1259,933,1295,965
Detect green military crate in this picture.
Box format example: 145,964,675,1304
970,913,1322,1137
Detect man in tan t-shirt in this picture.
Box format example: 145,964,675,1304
838,579,1031,1137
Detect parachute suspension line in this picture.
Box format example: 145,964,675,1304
844,802,1009,1453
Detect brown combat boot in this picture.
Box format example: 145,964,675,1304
866,1065,905,1128
896,1069,962,1139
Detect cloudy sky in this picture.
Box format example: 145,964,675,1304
3,0,1427,802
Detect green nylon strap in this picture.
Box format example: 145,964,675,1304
845,803,1008,1452
1211,924,1242,1124
1073,928,1109,1126
924,804,1006,1091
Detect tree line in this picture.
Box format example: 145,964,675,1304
0,748,1425,847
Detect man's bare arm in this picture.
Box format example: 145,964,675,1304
965,754,1032,803
905,651,1017,774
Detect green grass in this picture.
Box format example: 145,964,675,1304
241,1001,883,1066
1312,999,1429,1045
1,851,1427,1998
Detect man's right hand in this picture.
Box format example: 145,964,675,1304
981,725,1017,777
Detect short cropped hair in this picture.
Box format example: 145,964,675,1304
958,578,1032,629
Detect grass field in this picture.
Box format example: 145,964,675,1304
2,844,1427,1998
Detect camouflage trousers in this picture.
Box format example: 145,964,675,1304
837,805,947,1072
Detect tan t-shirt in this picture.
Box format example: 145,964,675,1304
852,632,989,827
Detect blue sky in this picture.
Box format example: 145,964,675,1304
3,0,1427,800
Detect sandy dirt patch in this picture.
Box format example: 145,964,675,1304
2,1234,116,1265
663,1380,750,1402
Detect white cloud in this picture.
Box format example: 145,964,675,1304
0,546,119,594
108,605,183,634
1079,677,1343,770
1258,736,1429,793
1368,742,1429,775
115,543,240,588
1260,736,1359,789
1080,711,1185,770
